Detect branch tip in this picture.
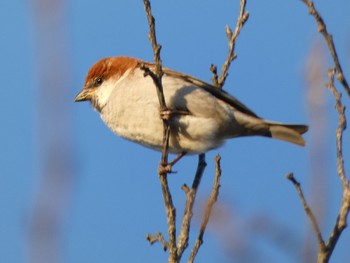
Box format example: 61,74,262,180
214,0,249,89
225,25,233,38
146,232,169,251
286,172,299,186
181,184,190,193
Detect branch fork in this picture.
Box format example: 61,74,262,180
142,0,247,262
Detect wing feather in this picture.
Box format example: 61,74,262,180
158,67,259,118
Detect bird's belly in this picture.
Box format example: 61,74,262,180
101,106,224,154
99,78,232,154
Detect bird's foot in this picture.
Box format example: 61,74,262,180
158,163,174,175
158,152,187,175
160,109,174,121
160,109,188,121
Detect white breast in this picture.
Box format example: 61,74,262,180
100,68,235,154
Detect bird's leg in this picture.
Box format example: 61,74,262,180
160,109,173,121
160,109,189,121
169,152,187,167
158,152,187,174
158,108,189,175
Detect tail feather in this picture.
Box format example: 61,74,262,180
268,123,308,146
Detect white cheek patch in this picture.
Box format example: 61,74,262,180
95,80,115,109
95,69,132,110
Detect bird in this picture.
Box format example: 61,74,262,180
75,56,308,156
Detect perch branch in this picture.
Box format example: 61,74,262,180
142,1,177,261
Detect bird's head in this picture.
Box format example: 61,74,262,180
74,56,140,112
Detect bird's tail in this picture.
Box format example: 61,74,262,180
266,122,308,146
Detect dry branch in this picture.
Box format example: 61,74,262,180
177,154,207,259
292,2,350,262
146,232,169,251
300,0,350,98
142,0,249,262
321,68,350,262
327,69,348,188
211,0,249,89
188,155,222,263
142,1,177,262
286,173,325,251
289,52,349,263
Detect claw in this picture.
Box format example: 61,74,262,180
157,152,187,175
160,109,189,121
160,109,173,121
158,163,174,175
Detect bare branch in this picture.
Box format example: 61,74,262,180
210,64,219,88
321,188,350,262
142,1,245,262
142,0,163,90
158,173,178,262
146,232,169,251
286,173,326,251
177,154,207,259
321,68,350,262
213,0,249,89
142,1,177,262
141,0,170,167
289,61,350,263
188,155,222,262
300,0,350,98
295,3,350,261
327,69,348,188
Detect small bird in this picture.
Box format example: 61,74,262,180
75,56,308,155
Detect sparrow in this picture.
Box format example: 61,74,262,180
75,56,308,155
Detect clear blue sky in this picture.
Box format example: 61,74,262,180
1,0,349,262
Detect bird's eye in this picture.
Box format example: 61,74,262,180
95,77,104,87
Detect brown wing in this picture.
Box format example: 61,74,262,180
161,68,259,118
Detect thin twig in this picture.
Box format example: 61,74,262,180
143,0,166,106
286,173,326,251
211,0,249,89
321,188,350,263
158,173,177,262
142,1,177,262
188,155,222,263
177,154,207,259
146,232,169,251
142,0,169,166
321,68,350,262
327,69,348,188
296,2,350,261
289,60,350,263
300,0,350,98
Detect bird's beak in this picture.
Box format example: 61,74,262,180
74,88,93,102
